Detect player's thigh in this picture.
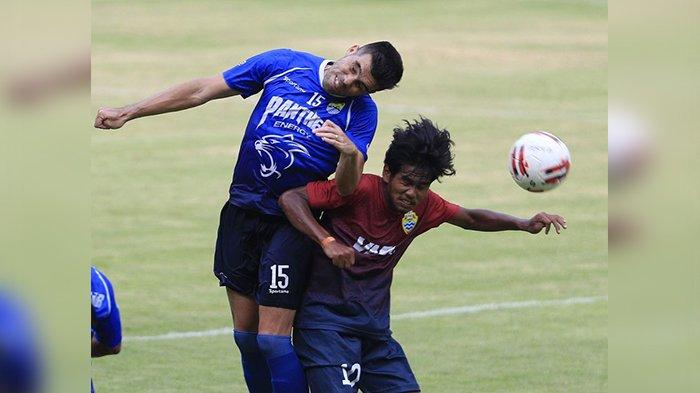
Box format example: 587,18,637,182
225,288,258,332
294,329,363,393
358,336,421,393
213,203,261,298
257,223,313,310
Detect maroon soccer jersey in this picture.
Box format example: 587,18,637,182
294,174,459,337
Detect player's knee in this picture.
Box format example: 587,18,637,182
233,330,261,354
111,344,121,355
256,334,293,359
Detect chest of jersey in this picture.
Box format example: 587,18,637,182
254,71,352,139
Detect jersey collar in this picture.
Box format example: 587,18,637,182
319,60,332,86
320,60,347,98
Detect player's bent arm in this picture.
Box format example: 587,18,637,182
94,75,240,129
91,337,121,358
279,187,333,245
313,120,365,196
335,149,365,196
279,187,356,268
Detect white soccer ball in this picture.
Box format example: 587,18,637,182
508,131,571,192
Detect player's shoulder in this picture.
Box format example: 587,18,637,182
423,188,460,219
91,265,104,284
356,174,382,194
265,48,322,68
426,188,454,206
350,93,377,112
287,48,324,62
91,266,113,317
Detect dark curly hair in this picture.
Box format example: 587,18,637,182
384,117,456,182
358,41,403,91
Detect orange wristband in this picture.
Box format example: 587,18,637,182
320,236,336,246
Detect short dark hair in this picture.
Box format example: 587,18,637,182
384,117,456,182
358,41,403,91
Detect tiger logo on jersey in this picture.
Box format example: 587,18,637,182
254,134,310,179
326,102,345,115
402,211,419,234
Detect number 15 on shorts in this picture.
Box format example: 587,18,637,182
270,265,289,290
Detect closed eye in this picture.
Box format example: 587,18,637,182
354,62,368,92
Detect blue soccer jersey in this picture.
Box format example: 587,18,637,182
91,267,121,350
222,49,378,215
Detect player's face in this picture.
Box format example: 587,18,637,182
323,46,378,97
382,165,433,213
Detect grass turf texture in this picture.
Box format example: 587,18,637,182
92,1,607,391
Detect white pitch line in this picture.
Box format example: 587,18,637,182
391,295,607,320
125,295,607,342
126,328,232,342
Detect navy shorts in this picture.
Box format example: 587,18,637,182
294,328,421,393
213,202,313,309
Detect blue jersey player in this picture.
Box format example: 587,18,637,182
91,266,122,392
279,118,566,392
0,289,42,393
94,42,404,392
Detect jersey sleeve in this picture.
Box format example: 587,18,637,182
93,304,122,349
417,190,460,234
222,48,294,98
306,175,372,210
344,97,378,161
91,267,122,348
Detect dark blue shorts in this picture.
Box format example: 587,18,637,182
294,328,421,393
213,202,313,309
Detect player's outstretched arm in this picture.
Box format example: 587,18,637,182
94,75,240,130
279,187,355,268
447,208,567,235
313,120,365,196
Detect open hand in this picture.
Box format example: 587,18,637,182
525,212,567,235
313,120,358,156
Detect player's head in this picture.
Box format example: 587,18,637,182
322,41,403,97
382,117,456,213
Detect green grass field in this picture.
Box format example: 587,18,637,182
92,1,607,391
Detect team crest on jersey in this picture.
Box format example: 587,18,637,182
326,102,345,115
254,134,310,179
401,211,418,234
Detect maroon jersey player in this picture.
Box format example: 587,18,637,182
279,117,566,393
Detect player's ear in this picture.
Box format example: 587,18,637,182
382,165,391,183
345,45,360,56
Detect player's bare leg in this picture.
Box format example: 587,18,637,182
258,305,295,335
226,288,272,392
226,288,258,331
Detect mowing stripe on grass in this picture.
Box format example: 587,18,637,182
124,295,607,342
